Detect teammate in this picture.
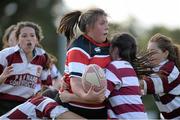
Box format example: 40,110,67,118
140,33,180,119
0,21,51,115
2,24,17,49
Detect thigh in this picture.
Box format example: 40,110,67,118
66,104,107,119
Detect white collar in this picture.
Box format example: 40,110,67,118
153,59,169,72
14,45,45,56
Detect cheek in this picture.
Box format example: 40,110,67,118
33,38,38,43
18,40,24,46
149,54,160,64
151,55,161,64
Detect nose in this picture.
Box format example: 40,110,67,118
106,23,109,29
26,36,32,41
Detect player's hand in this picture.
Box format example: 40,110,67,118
60,76,69,92
0,65,14,84
83,85,106,103
59,90,71,103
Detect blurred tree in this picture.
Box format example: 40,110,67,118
147,26,180,44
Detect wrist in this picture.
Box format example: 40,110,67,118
0,75,5,84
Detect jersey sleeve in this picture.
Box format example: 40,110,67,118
105,63,122,98
50,64,62,79
0,50,8,74
66,47,90,78
143,67,180,95
143,75,164,94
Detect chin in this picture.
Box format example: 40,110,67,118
101,38,107,42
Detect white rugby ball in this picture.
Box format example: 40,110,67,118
82,64,107,92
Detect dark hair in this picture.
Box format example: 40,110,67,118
57,8,107,44
2,25,17,48
15,21,44,42
149,33,180,69
110,32,137,63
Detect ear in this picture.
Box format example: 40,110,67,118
111,47,120,60
86,24,90,33
86,24,94,33
164,50,169,58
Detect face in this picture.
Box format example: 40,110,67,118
147,42,168,66
87,15,109,43
18,27,38,54
8,30,18,47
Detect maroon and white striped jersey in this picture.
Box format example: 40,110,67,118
0,96,68,119
143,60,180,119
105,60,148,119
0,45,52,102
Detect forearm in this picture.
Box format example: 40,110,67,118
70,77,106,103
70,77,86,98
0,75,6,84
68,93,102,104
142,75,165,94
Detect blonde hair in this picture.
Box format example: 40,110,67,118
2,25,17,48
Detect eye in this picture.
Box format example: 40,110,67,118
30,34,35,37
21,34,27,38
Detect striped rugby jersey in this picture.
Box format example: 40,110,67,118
143,60,180,119
105,60,148,119
0,96,68,119
64,35,111,109
0,45,52,102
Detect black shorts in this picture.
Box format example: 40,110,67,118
0,99,22,116
54,93,107,119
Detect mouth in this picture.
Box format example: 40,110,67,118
27,43,32,47
103,33,108,36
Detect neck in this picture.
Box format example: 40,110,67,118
24,49,35,62
86,33,99,43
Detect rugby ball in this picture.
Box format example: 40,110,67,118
82,64,107,92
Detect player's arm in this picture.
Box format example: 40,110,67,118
60,87,105,104
0,65,13,84
70,77,85,97
70,77,105,102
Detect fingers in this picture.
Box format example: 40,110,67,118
6,65,14,74
0,65,14,84
60,76,69,91
59,90,71,103
97,87,106,94
86,85,94,94
3,65,14,77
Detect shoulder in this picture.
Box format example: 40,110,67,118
68,35,89,50
160,60,179,77
67,35,90,56
160,61,176,73
0,46,19,58
35,47,46,55
108,60,133,69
